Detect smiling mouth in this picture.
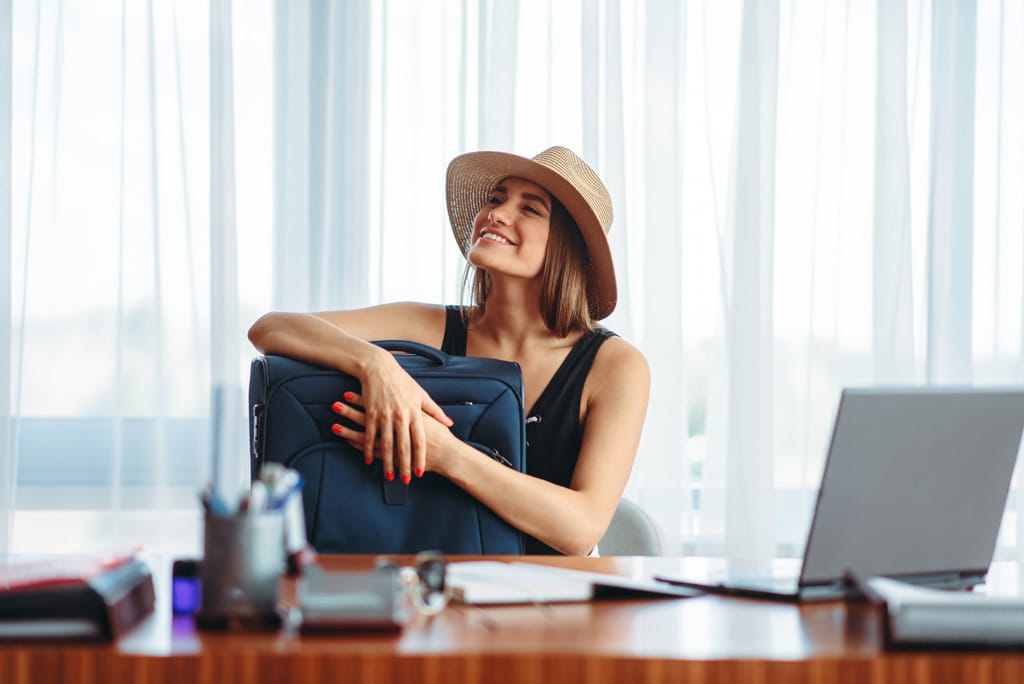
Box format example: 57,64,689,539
479,230,513,246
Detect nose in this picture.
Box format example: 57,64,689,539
488,200,511,226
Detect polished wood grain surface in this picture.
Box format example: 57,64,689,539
1,555,1022,684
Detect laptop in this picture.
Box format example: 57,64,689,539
655,387,1024,601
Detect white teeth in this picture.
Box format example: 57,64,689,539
482,232,511,245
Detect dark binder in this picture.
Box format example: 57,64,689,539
0,558,155,642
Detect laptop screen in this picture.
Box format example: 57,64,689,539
799,388,1024,586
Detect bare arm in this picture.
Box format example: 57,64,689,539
248,303,452,480
247,303,446,366
333,336,651,555
442,338,648,554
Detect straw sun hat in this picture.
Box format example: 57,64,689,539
445,146,616,320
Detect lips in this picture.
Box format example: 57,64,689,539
478,228,514,246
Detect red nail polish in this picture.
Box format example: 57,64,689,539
332,401,344,413
331,424,343,436
343,391,354,401
365,455,373,465
415,468,424,478
385,471,394,482
401,474,411,485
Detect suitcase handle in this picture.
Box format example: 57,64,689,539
372,340,449,366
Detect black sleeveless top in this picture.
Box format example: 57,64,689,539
441,305,616,554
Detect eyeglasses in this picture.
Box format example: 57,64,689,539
376,551,450,618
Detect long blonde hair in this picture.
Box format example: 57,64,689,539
460,197,595,337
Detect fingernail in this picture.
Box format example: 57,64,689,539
401,474,411,485
365,455,373,465
415,468,424,478
385,471,394,482
332,401,344,413
331,424,343,436
343,391,354,401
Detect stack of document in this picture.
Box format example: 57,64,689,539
862,575,1024,648
0,551,155,641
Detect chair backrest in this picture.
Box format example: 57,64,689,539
597,498,663,556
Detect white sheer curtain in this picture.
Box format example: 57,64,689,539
3,0,1023,560
1,0,13,553
271,0,1024,560
0,0,270,554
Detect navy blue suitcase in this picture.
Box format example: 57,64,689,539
248,340,526,554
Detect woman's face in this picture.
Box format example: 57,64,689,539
467,177,552,281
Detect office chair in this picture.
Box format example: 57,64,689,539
597,498,663,556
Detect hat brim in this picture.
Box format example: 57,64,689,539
445,151,617,320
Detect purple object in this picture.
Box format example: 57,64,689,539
172,559,202,615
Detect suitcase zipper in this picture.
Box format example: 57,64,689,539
487,448,513,468
251,403,264,466
467,441,514,468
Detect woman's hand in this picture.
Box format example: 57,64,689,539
330,377,453,483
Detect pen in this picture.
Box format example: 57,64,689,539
248,480,269,515
270,470,303,511
199,486,232,517
259,463,287,487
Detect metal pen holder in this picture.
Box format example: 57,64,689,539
196,511,286,630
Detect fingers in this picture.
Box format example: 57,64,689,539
395,415,413,485
331,395,366,427
423,395,454,427
330,392,424,485
411,416,427,480
374,413,396,481
359,396,383,474
331,395,372,465
366,401,399,482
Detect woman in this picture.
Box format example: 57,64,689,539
248,146,649,555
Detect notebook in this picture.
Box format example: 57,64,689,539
655,388,1024,602
447,561,701,605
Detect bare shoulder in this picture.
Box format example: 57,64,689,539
593,335,650,381
586,334,651,400
313,302,449,346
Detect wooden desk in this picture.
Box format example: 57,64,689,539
2,555,1023,684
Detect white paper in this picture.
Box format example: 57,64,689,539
867,576,1024,644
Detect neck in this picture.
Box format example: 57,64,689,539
469,277,555,349
474,300,548,344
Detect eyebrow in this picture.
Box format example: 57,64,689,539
493,185,551,212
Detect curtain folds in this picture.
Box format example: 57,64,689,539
210,0,247,503
873,0,916,383
273,0,375,312
636,0,688,556
1,0,235,554
1,0,12,552
722,0,779,561
926,0,975,385
2,0,1022,561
